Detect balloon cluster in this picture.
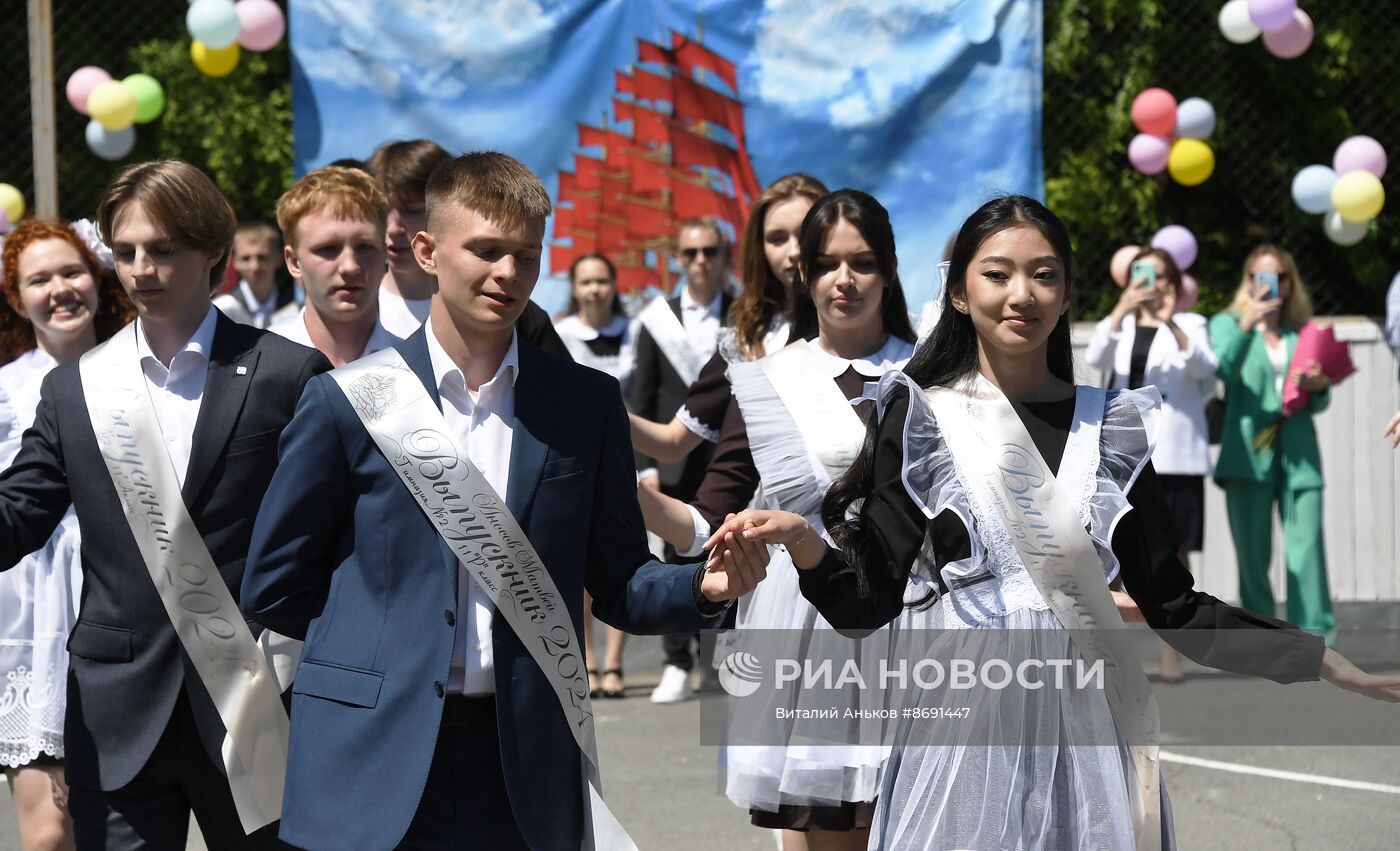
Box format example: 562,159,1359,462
65,67,165,161
1128,89,1217,187
1110,225,1201,311
1219,0,1313,59
187,0,286,78
1290,136,1387,246
0,183,24,233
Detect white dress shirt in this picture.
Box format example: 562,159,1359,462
679,285,723,362
240,281,281,329
378,289,433,339
136,306,218,487
426,316,519,695
269,307,402,360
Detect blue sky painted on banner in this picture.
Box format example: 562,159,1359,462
291,0,1041,312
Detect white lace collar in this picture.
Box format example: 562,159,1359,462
554,312,628,341
808,334,916,378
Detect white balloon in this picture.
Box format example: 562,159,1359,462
1175,98,1217,140
1323,210,1369,246
1219,0,1261,44
1291,164,1338,215
85,120,135,161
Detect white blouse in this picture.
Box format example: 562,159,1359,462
0,348,82,766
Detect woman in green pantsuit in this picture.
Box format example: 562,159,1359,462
1210,244,1335,642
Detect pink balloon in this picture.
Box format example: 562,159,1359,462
1263,9,1313,59
1248,0,1297,32
1151,225,1198,271
1333,135,1387,179
1128,134,1172,175
1178,274,1199,311
65,66,112,115
1110,245,1141,288
1131,88,1177,137
236,0,286,52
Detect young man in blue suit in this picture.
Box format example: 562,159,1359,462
241,152,768,850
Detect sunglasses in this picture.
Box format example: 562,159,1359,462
680,246,720,260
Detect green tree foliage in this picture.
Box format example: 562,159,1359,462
1044,0,1399,320
125,37,292,223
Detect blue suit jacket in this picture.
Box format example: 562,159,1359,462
242,328,720,850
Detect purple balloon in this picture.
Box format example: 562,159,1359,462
1248,0,1296,32
1128,133,1172,175
1151,225,1198,271
1333,135,1388,179
1262,9,1313,59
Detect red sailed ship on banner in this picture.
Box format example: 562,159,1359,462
551,31,760,294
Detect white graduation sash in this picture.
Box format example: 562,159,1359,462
927,375,1162,851
754,340,867,487
637,297,700,386
330,348,635,851
79,324,287,834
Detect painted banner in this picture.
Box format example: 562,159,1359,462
291,0,1042,312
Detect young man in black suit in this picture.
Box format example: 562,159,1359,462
0,160,329,849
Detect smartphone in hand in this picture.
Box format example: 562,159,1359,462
1130,259,1157,290
1253,270,1279,301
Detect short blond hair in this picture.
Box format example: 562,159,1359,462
424,152,551,232
276,166,389,247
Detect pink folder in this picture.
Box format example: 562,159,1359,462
1282,322,1357,416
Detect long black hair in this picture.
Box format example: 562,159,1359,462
820,195,1075,599
791,189,917,345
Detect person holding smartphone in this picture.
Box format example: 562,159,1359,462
1087,246,1217,680
1209,245,1335,643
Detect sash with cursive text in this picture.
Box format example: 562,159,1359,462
637,297,700,386
330,347,634,851
753,340,867,487
79,323,287,834
926,375,1162,851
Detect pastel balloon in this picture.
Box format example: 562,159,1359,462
86,79,138,131
236,0,287,52
0,210,9,233
186,0,241,50
1219,0,1261,44
1324,211,1369,246
1262,9,1313,59
1331,171,1385,223
0,183,24,224
1332,135,1387,179
1290,165,1338,214
1178,274,1199,312
65,66,111,115
191,40,241,78
1110,244,1141,288
1151,225,1197,271
1131,88,1177,137
121,74,166,124
85,120,136,161
1248,0,1297,32
1128,134,1171,175
1167,138,1215,186
1174,98,1216,140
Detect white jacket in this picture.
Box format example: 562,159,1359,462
1085,311,1218,476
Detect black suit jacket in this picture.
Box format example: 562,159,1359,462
626,292,732,494
517,299,571,361
0,311,331,791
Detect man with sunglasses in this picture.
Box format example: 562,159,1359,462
628,217,734,704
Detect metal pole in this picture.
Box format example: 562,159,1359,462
28,0,59,218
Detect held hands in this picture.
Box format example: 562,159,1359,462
1320,649,1400,703
697,515,771,602
1293,359,1330,394
703,510,824,571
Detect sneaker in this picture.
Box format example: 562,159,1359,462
650,664,693,704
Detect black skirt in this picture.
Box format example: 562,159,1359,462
750,800,877,832
1157,473,1205,553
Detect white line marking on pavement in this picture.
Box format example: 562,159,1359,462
1160,750,1400,796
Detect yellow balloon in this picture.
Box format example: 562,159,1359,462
0,183,24,223
1331,170,1385,223
87,79,138,131
191,40,240,78
1167,138,1215,186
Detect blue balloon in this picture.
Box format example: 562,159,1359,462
85,120,135,161
1174,97,1216,140
1291,164,1337,215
